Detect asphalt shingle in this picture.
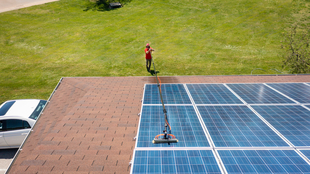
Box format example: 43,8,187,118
7,75,310,174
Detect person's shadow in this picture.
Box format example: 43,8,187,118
150,70,160,76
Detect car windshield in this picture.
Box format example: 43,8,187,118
29,100,47,120
0,101,16,116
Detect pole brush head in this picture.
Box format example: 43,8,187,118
152,134,178,144
152,138,178,144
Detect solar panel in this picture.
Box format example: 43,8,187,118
137,106,210,147
218,150,310,173
198,106,289,147
132,150,221,174
300,150,310,161
187,84,243,104
252,105,310,146
133,83,310,174
267,83,310,103
143,84,191,104
227,84,295,104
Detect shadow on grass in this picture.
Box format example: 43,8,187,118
149,70,160,76
83,0,132,12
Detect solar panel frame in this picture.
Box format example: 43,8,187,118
227,83,296,104
251,105,310,147
186,84,244,104
267,83,310,104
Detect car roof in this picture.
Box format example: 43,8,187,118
1,99,41,118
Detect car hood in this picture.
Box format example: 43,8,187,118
5,100,40,118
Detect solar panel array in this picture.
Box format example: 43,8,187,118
132,83,310,174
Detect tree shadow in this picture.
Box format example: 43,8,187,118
84,0,132,12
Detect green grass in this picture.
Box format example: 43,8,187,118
0,0,307,103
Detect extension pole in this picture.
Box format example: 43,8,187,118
152,58,169,137
151,57,178,144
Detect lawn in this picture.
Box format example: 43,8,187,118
0,0,306,103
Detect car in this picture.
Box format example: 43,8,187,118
0,99,47,149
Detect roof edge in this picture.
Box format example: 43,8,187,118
6,77,63,174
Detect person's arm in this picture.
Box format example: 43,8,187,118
146,48,154,54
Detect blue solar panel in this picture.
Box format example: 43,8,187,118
135,82,310,174
198,106,289,147
252,105,310,146
137,106,210,147
187,84,243,104
218,150,310,173
227,84,295,104
300,150,310,161
132,150,221,174
143,84,191,104
267,83,310,103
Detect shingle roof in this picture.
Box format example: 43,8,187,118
7,75,310,174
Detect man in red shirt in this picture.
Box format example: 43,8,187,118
145,43,154,72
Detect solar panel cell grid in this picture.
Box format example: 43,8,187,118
252,105,310,146
137,106,210,147
267,83,310,103
143,84,191,104
132,150,221,174
134,83,310,174
218,150,310,174
227,84,295,104
186,84,243,104
198,105,289,147
300,150,310,162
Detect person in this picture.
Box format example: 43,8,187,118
145,43,154,72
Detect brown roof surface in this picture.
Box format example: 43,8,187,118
7,75,310,174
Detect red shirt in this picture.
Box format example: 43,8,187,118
145,48,152,59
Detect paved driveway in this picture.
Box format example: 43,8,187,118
0,0,58,13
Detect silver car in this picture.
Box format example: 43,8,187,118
0,99,47,149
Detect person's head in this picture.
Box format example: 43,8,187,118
146,43,150,48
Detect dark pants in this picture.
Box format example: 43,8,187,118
146,59,152,71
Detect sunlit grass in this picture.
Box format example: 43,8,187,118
0,0,304,103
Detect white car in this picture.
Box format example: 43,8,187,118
0,99,47,149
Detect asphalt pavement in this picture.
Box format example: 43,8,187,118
0,0,58,13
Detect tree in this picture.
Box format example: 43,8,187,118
281,1,310,74
282,24,310,73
